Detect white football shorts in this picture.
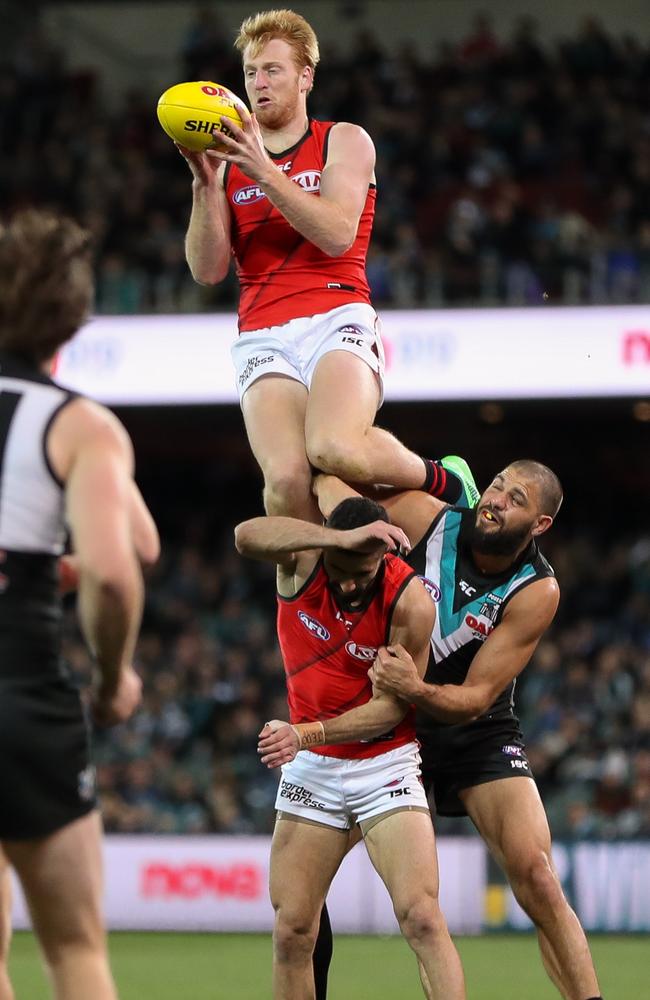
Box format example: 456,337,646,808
274,741,429,831
230,302,385,403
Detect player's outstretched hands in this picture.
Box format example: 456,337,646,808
92,665,142,727
204,112,273,185
337,521,411,556
370,644,422,701
258,720,300,769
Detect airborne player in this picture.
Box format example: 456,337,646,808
179,8,477,523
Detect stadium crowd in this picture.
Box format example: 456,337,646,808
64,499,650,842
1,12,649,309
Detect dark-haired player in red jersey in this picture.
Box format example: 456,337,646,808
235,498,465,1000
180,9,473,521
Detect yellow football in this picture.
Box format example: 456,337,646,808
157,81,245,152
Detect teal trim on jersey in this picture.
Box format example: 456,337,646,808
435,510,538,640
436,510,468,639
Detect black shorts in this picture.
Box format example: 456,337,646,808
0,674,96,840
418,717,534,818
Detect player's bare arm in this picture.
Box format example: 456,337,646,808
314,474,444,547
49,399,146,725
373,577,560,722
182,156,232,284
213,119,375,256
235,515,410,598
258,575,433,768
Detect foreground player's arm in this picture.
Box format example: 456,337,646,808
213,118,375,256
373,578,560,723
258,576,434,767
182,154,233,284
52,401,146,723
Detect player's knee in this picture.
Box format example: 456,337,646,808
263,465,312,516
510,851,565,916
306,433,370,482
38,909,105,968
395,893,447,946
273,911,317,964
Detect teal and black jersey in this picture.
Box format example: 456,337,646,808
407,505,555,738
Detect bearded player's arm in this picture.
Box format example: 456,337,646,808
258,576,434,767
213,118,374,257
372,577,560,723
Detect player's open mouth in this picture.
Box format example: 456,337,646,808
481,509,500,525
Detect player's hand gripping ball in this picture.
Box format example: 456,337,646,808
157,81,245,152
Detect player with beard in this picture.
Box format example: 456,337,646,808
180,9,475,521
312,462,603,1000
236,498,466,1000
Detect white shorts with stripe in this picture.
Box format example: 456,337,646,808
230,302,385,403
274,741,429,831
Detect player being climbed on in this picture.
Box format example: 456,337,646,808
236,499,466,1000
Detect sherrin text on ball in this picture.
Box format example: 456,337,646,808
157,81,245,152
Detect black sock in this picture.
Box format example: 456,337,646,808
313,903,333,1000
421,458,463,503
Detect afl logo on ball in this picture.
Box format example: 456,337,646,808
298,612,330,641
345,641,378,661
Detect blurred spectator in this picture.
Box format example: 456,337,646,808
2,16,650,309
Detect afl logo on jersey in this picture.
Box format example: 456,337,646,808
297,611,330,641
419,576,441,602
233,184,266,206
345,641,378,662
292,170,321,192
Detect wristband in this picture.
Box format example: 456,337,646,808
291,721,325,749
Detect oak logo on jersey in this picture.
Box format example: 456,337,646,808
419,576,441,602
297,611,330,641
465,612,494,640
345,641,378,661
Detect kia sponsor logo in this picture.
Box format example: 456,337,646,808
345,641,377,661
298,611,330,641
141,863,263,900
291,169,321,192
622,330,650,364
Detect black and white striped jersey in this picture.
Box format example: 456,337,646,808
0,352,76,679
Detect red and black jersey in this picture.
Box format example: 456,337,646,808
277,554,417,759
225,119,376,332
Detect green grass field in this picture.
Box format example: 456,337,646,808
9,931,648,998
